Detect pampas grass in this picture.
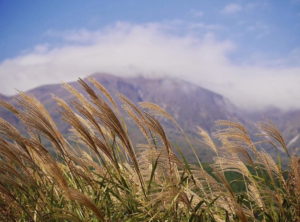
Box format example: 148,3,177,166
0,79,299,221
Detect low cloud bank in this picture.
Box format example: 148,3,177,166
0,22,300,110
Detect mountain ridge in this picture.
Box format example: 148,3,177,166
1,73,299,158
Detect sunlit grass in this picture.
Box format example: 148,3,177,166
0,78,299,221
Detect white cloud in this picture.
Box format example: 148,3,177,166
0,22,300,111
221,3,242,14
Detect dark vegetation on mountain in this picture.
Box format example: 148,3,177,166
0,77,299,221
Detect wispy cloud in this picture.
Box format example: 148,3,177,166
0,22,300,111
190,9,204,17
187,22,223,31
45,29,103,43
221,3,242,14
246,22,270,39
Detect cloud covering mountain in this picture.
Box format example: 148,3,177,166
0,22,300,110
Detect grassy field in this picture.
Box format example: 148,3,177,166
0,78,299,221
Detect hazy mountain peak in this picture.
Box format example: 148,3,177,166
1,73,300,154
0,93,7,101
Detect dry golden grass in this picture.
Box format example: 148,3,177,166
0,79,299,221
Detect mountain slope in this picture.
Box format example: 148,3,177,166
0,93,7,101
246,108,300,154
91,74,240,131
0,73,241,160
2,73,239,130
0,73,299,158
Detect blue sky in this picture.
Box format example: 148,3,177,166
1,0,299,63
0,0,300,110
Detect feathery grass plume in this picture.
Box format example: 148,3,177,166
77,79,146,195
289,157,300,220
216,120,257,154
30,140,68,189
139,101,202,165
258,122,290,157
214,156,251,180
0,117,30,153
78,79,130,156
54,97,107,160
258,151,286,186
121,94,179,190
63,83,110,146
15,93,69,157
139,102,177,125
1,78,300,221
227,146,254,166
138,110,170,152
0,99,19,115
73,100,108,141
215,120,259,172
67,151,103,177
190,167,225,211
290,156,300,195
197,126,218,154
63,83,91,110
119,94,151,142
0,139,31,173
139,102,216,197
213,169,248,222
137,144,181,189
88,77,118,110
123,103,151,143
142,112,174,173
214,155,265,213
65,188,105,221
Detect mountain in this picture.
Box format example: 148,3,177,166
0,73,299,159
246,108,300,154
0,73,240,129
92,74,240,130
0,93,7,101
0,73,242,160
